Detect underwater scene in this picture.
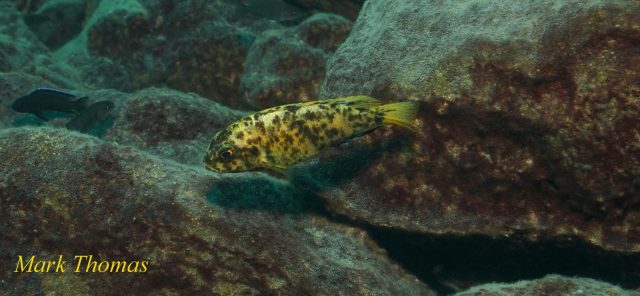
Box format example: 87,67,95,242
0,0,639,295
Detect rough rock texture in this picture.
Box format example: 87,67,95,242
101,87,245,164
23,0,88,49
7,0,354,109
241,13,352,108
284,0,363,20
0,2,48,71
455,274,640,296
0,127,434,295
316,0,640,253
50,0,255,107
0,2,83,88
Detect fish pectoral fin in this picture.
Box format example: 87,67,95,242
263,161,288,175
264,167,288,178
267,163,288,172
333,128,377,146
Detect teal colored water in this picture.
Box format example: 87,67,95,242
1,1,639,295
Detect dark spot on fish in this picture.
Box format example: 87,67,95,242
247,136,261,145
236,131,244,140
272,115,281,125
303,111,319,120
375,115,384,126
326,128,340,138
285,105,300,113
284,134,293,143
255,121,265,132
284,111,293,119
250,146,259,156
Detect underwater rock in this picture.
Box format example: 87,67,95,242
0,3,83,88
0,2,49,71
52,0,258,108
0,127,434,295
101,87,245,165
455,274,639,296
10,0,48,14
241,13,352,108
283,0,363,20
315,0,640,253
23,0,88,50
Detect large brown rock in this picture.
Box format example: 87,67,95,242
241,13,352,108
317,0,640,253
101,87,246,165
0,127,434,295
51,0,259,107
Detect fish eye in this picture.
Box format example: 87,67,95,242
219,147,234,162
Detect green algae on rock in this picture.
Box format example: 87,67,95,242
0,127,435,295
317,0,640,253
455,274,639,296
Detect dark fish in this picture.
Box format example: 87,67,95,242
11,88,88,121
65,101,115,133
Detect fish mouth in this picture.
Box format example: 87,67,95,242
203,160,222,173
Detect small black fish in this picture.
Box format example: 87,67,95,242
11,88,88,121
65,101,115,133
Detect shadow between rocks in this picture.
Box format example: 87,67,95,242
205,172,326,215
367,227,640,295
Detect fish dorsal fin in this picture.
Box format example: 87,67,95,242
324,95,381,108
31,88,76,98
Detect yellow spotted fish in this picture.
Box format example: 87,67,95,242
204,96,419,172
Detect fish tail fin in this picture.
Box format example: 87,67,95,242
378,101,419,132
74,96,89,112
